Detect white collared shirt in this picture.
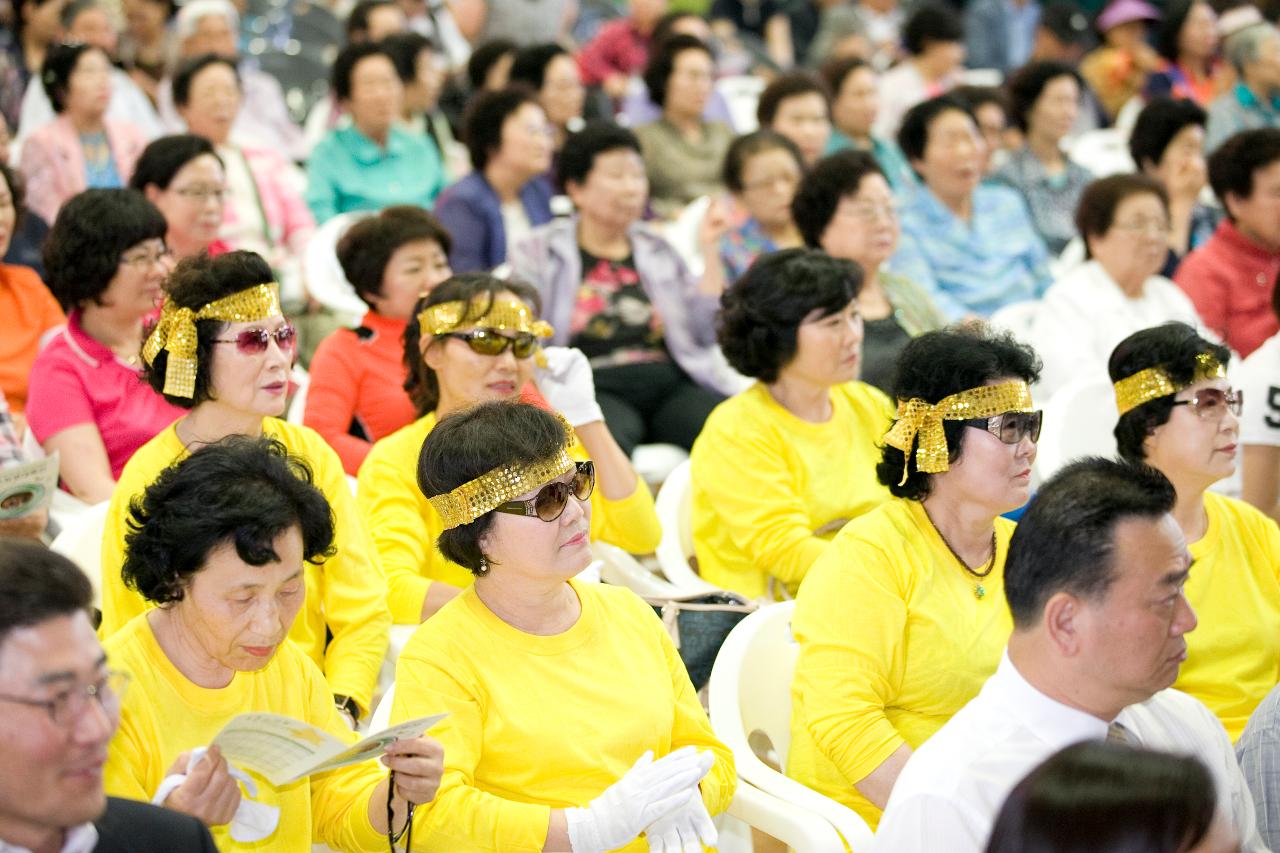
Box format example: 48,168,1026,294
0,823,98,853
873,652,1265,853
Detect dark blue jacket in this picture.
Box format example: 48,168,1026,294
434,171,555,273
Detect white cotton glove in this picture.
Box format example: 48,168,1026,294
566,747,715,853
645,787,718,852
536,346,605,427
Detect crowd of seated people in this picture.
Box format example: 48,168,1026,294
6,0,1280,849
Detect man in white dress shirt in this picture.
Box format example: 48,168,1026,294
874,457,1265,852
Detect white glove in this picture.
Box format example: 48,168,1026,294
645,788,718,852
536,346,605,427
566,747,714,853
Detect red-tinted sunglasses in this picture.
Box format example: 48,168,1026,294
212,324,297,356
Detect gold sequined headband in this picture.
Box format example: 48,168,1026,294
427,414,576,529
883,380,1035,486
1114,353,1226,416
418,294,554,339
142,283,282,398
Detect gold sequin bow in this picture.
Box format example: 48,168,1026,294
418,294,554,339
883,380,1035,485
427,414,576,529
1114,353,1226,416
142,283,282,398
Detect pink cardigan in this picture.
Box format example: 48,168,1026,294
19,115,148,224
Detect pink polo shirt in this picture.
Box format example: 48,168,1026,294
1175,219,1280,359
25,310,186,480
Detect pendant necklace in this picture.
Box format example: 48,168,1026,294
923,506,997,599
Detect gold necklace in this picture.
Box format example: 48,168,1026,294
923,506,998,599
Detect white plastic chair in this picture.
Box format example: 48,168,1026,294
988,300,1041,347
661,195,712,279
708,601,874,852
49,499,111,609
654,461,719,595
1066,128,1136,179
593,542,684,597
369,682,396,732
1032,375,1120,486
286,366,310,424
715,74,766,133
630,442,689,493
301,211,373,323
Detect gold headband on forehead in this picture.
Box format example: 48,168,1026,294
1114,353,1226,416
428,414,576,529
883,380,1035,486
142,283,282,399
418,294,554,339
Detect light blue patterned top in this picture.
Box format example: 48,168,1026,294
888,182,1052,320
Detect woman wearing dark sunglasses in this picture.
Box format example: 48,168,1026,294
790,324,1042,831
96,249,391,728
392,399,734,851
358,273,661,625
1110,321,1280,743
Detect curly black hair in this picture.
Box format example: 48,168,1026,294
42,189,169,311
402,273,542,417
718,248,861,381
1108,322,1231,463
791,149,885,248
40,42,106,114
337,206,452,307
330,42,395,102
509,42,570,91
1004,60,1082,133
557,121,642,192
129,134,222,192
756,71,830,128
171,53,240,107
1129,96,1206,172
142,250,276,408
122,435,335,605
878,325,1042,500
418,400,571,574
721,129,804,193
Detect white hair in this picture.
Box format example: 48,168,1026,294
174,0,240,41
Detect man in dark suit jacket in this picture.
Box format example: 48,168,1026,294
93,796,216,852
0,541,216,853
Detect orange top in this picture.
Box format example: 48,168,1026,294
303,311,418,475
0,263,65,414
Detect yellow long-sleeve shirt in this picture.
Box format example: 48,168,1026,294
788,498,1015,829
690,381,893,599
389,579,736,851
358,412,662,624
1178,491,1280,742
98,418,390,715
103,613,389,852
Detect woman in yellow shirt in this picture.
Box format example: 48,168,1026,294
691,248,894,599
104,435,442,852
1109,321,1280,741
394,400,734,851
98,251,390,721
789,324,1043,829
358,274,661,624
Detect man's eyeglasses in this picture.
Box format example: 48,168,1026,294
0,670,130,727
439,329,539,359
212,324,297,356
1172,388,1242,421
962,410,1043,445
494,462,595,522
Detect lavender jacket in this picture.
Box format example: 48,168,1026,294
507,216,746,396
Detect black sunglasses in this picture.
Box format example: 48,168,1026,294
962,410,1043,445
493,462,595,522
439,329,539,359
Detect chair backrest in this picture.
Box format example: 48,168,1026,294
49,500,112,609
370,682,396,732
286,366,310,425
988,300,1040,347
654,460,717,593
302,210,375,322
1033,375,1119,484
709,602,798,767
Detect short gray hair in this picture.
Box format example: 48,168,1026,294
174,0,239,41
1223,22,1279,76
